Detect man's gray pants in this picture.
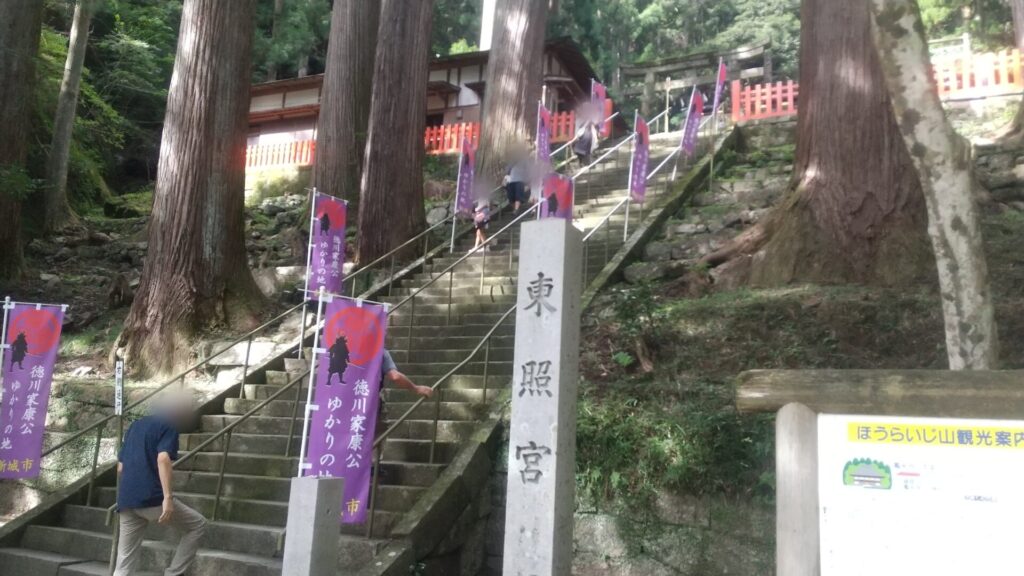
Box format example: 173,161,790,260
113,498,207,576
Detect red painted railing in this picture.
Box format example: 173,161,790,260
424,122,480,155
245,140,316,169
933,48,1024,99
731,49,1024,123
730,80,799,123
247,111,588,167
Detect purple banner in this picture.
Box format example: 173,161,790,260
306,192,347,301
455,138,475,216
711,58,727,117
541,174,574,220
630,115,650,203
0,303,65,479
305,298,388,524
681,89,705,157
537,103,552,168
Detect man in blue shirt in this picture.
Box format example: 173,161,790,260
113,400,206,576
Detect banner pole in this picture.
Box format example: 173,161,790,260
302,188,318,302
451,142,465,254
297,289,326,477
297,302,307,360
624,110,639,242
0,297,10,432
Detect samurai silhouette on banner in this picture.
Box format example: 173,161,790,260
1,302,66,479
305,191,347,301
305,298,388,524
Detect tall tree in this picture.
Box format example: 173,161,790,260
357,0,433,263
1011,0,1024,50
869,0,998,369
44,0,100,233
267,0,285,80
474,0,549,181
314,0,379,202
117,0,263,375
702,0,935,287
0,0,44,280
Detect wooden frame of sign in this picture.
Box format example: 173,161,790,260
736,369,1024,576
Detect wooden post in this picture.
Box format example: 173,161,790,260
663,76,671,133
776,403,820,576
731,80,742,123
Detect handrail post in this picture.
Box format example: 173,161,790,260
478,243,487,295
239,335,254,399
86,422,105,507
446,269,455,326
482,337,491,404
387,254,397,297
365,449,383,538
429,391,442,464
285,377,303,458
407,295,417,351
212,430,232,521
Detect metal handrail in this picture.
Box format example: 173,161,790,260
550,110,622,158
96,129,637,565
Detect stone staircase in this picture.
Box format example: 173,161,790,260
0,135,685,576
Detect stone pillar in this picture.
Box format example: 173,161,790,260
282,477,345,576
776,403,820,576
503,219,583,576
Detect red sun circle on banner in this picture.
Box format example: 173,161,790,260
324,306,384,367
316,197,347,232
7,309,62,355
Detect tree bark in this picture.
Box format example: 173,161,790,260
475,0,549,182
1011,0,1024,51
314,0,379,203
357,0,433,263
117,0,263,376
869,0,998,370
0,0,44,280
44,0,98,233
702,0,934,287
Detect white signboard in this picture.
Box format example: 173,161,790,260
819,414,1024,576
114,360,124,416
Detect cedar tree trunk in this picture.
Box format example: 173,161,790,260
267,0,285,81
118,0,263,376
44,0,98,233
869,0,998,369
0,0,44,280
703,0,934,287
357,0,433,263
1011,0,1024,51
475,0,549,182
314,0,379,203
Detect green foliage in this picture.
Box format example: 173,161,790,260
612,351,636,368
432,0,480,56
252,0,331,82
612,283,670,348
0,166,41,202
249,168,312,206
576,383,774,508
919,0,1012,51
448,38,478,55
29,27,128,212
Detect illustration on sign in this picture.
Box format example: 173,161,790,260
842,458,892,489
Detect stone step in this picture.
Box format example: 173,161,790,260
61,505,284,558
90,490,400,536
206,340,287,369
20,526,282,576
174,451,444,486
389,284,517,298
0,547,105,576
385,312,513,327
404,272,516,286
389,360,513,377
386,347,515,365
383,388,500,404
57,560,160,576
386,334,516,351
381,293,518,307
283,357,308,373
384,324,517,339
